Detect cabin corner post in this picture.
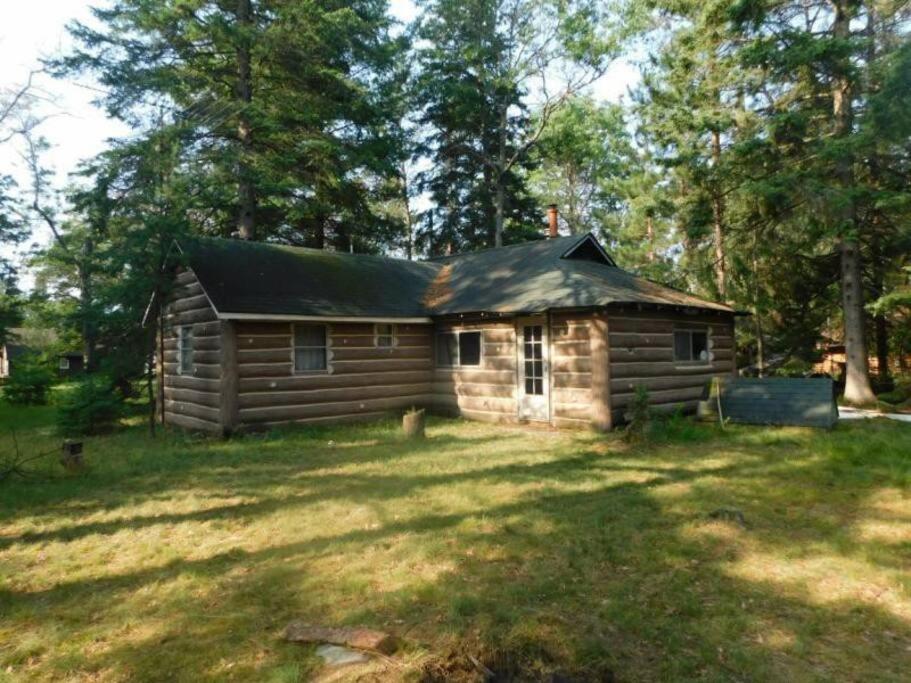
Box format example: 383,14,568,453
219,320,240,436
590,309,612,431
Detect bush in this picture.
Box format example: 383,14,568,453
2,360,54,405
624,385,652,443
57,376,123,436
877,389,908,405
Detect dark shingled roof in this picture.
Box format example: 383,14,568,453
181,234,733,318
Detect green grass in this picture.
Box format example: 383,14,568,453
0,403,910,682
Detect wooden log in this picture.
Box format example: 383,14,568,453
552,416,591,430
164,399,221,422
432,381,515,398
611,360,732,379
239,370,432,393
608,347,674,363
164,307,217,325
330,346,431,361
589,311,611,431
434,394,516,414
553,403,592,420
238,393,434,424
330,358,432,375
170,293,212,314
166,412,224,433
612,385,708,409
550,340,591,358
239,383,433,409
165,375,221,392
552,372,592,390
220,320,239,435
549,325,590,342
237,348,294,364
432,368,515,384
611,373,717,394
236,321,291,336
283,623,398,655
237,362,295,378
552,387,591,404
609,332,673,349
236,335,291,350
163,387,220,408
552,357,592,374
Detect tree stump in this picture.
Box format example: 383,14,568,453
60,440,84,472
402,408,425,438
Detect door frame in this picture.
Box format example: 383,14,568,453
515,315,551,422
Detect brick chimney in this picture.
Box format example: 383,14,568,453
547,204,559,238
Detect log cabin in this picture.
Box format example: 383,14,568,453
156,230,737,435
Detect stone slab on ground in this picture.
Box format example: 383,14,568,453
283,622,398,655
315,644,371,666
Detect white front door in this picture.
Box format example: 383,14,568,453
517,317,550,421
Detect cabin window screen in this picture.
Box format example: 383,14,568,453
178,326,194,375
436,331,481,367
294,324,328,372
674,328,709,363
375,323,395,348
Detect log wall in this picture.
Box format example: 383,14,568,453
235,321,434,428
161,268,223,433
433,318,519,423
550,312,594,429
606,308,736,423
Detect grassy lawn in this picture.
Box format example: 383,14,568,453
1,403,910,682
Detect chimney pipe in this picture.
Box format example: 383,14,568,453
547,204,559,238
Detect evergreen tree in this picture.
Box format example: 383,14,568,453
53,0,405,250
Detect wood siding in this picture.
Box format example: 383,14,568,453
433,319,519,423
161,268,223,433
606,308,736,423
235,321,434,428
550,312,593,429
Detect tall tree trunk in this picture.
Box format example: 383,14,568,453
710,129,727,300
235,0,255,241
870,216,890,380
78,244,96,371
833,0,876,404
400,163,414,260
494,102,507,248
646,214,655,262
866,6,889,382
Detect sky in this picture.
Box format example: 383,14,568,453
0,0,640,280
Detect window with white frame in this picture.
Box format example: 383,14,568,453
59,357,70,370
294,324,328,372
436,331,481,367
178,326,194,374
673,328,709,363
375,323,395,348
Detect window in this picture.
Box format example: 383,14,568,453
436,331,482,367
673,329,709,363
436,333,458,366
375,323,395,348
523,325,544,395
178,326,194,375
59,357,70,370
294,324,328,372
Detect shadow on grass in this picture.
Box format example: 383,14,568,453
1,417,910,680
